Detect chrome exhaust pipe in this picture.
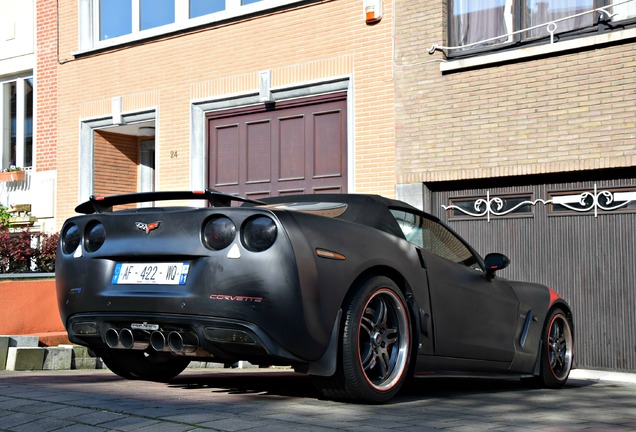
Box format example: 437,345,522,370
150,331,167,351
105,328,150,350
119,328,135,349
105,328,121,349
167,331,198,353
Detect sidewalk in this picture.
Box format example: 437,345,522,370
570,368,636,385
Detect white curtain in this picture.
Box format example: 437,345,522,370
612,0,636,21
450,0,511,50
525,0,594,39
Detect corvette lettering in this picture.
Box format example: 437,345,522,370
210,294,263,303
136,221,161,234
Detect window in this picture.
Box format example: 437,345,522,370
448,0,636,55
100,0,132,40
445,194,535,220
550,186,636,216
613,0,636,20
1,77,33,170
82,0,303,50
190,0,225,18
140,0,175,31
99,0,175,40
390,209,478,267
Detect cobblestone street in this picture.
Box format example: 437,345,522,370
1,368,635,431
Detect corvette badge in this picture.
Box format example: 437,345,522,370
135,221,161,234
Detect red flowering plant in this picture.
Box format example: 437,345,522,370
34,232,59,273
0,224,35,273
0,204,60,273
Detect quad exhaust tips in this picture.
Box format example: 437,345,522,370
106,328,198,354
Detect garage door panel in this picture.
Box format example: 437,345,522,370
279,115,306,181
313,185,343,194
279,188,306,196
246,120,272,184
313,110,343,178
244,190,271,201
212,124,240,186
208,93,347,198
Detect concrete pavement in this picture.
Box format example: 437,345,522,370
0,368,635,431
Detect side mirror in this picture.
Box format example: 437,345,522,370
484,253,510,280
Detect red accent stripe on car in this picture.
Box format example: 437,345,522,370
548,287,561,306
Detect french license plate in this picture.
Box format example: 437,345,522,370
112,262,190,285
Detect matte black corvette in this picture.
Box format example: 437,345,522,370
56,190,574,403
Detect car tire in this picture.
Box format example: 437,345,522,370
314,275,412,403
100,349,190,382
536,309,573,388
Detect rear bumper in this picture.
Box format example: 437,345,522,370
66,312,309,366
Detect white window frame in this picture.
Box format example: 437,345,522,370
77,0,307,54
0,75,33,170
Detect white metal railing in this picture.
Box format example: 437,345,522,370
442,184,636,221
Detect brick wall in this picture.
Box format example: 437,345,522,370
394,0,636,184
35,0,57,172
93,131,139,198
53,0,396,226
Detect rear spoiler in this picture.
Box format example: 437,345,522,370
75,189,265,214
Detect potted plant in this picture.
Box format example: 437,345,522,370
0,166,26,182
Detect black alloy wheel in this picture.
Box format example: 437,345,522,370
314,276,412,403
538,309,574,387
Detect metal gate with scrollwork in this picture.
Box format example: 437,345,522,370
429,171,636,372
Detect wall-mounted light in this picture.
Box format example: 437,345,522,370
139,126,155,136
259,70,274,103
363,0,382,24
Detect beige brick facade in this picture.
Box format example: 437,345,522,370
394,0,636,185
48,0,396,226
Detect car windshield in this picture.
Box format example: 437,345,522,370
261,202,348,218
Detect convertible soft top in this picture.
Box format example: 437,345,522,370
258,193,426,239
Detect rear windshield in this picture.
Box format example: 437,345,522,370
260,202,348,218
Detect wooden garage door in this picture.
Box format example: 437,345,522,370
207,93,347,200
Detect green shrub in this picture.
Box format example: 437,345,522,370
0,204,10,227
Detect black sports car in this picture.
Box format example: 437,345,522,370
56,190,574,403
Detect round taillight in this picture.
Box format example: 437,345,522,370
61,223,81,255
241,216,277,252
203,216,236,250
85,221,106,253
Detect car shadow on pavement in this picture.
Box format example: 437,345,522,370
401,374,596,397
167,369,598,403
169,370,322,399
